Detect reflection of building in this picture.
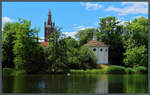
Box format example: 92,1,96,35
40,9,55,47
84,36,109,64
96,75,108,93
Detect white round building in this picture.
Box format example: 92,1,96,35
84,37,109,64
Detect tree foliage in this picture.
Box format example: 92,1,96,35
2,16,148,74
98,16,124,65
8,19,45,74
123,17,148,67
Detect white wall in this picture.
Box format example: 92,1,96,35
90,46,108,64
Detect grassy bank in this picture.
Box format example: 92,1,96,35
70,65,148,74
2,68,27,76
3,65,147,76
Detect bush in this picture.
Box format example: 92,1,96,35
70,69,105,74
11,70,27,76
125,68,135,74
2,68,14,76
134,66,147,74
105,66,126,74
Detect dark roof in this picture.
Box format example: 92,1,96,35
84,40,108,47
40,42,49,47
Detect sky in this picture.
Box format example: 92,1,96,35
2,2,148,40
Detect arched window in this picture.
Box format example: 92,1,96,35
93,48,96,51
100,48,103,51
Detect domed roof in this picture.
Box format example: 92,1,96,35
84,40,108,47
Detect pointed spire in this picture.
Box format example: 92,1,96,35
48,9,52,25
53,17,55,27
48,9,51,16
44,19,46,26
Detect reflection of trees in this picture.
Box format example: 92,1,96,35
13,76,28,93
108,75,124,93
3,76,14,93
11,75,99,93
45,75,68,93
123,74,148,93
66,74,99,93
108,74,148,93
13,75,48,93
5,74,147,93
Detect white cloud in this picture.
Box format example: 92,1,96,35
81,2,103,10
105,2,148,16
62,24,93,39
2,17,14,23
62,32,78,39
73,24,77,26
74,25,93,31
38,37,44,42
116,20,127,25
133,16,147,19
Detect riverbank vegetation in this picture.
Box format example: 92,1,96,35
2,16,148,75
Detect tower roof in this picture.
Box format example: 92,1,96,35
48,9,52,25
84,40,108,47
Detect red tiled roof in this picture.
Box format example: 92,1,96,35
40,42,49,47
84,40,108,47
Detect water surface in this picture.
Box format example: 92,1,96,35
3,74,148,93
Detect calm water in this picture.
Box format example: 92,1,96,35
3,74,148,93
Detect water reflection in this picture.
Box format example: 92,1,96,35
96,75,108,93
2,74,148,93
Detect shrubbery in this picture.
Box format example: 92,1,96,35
3,68,27,76
134,66,147,74
2,68,14,76
70,69,105,74
11,70,27,76
125,68,135,74
105,66,126,74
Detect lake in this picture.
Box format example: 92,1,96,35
3,74,148,93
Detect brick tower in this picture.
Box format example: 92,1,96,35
44,9,55,42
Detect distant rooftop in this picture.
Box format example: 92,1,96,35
39,42,49,47
84,40,108,47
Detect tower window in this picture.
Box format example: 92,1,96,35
105,49,107,52
100,48,103,51
93,48,96,51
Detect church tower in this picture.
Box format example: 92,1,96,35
44,9,55,42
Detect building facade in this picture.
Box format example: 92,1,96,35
85,36,109,64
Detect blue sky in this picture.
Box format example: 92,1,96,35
2,2,148,40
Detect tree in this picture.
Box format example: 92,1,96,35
13,19,45,74
98,16,124,65
124,46,147,67
46,27,69,73
79,46,97,70
65,37,81,69
2,22,18,68
75,28,98,46
123,17,148,67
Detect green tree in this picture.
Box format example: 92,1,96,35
79,46,97,70
75,28,98,46
98,16,124,65
2,22,18,68
123,17,148,67
124,46,147,67
65,37,81,69
13,19,45,74
46,27,69,73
